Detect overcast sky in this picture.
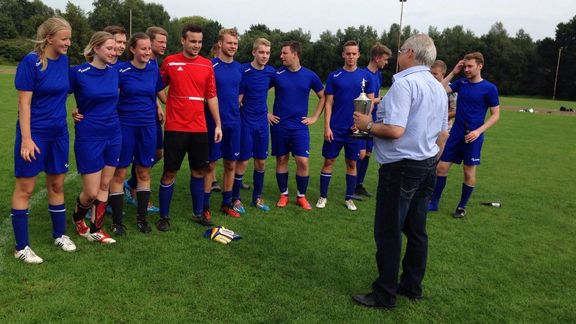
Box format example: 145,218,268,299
45,0,575,41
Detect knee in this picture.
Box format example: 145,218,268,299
161,172,176,184
254,160,265,171
436,163,449,176
155,150,163,161
224,161,236,172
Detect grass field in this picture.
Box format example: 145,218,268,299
0,69,575,323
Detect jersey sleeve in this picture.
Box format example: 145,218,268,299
205,67,217,99
154,66,165,92
14,54,37,91
485,83,499,108
310,72,324,93
160,58,170,86
449,78,462,93
324,73,334,95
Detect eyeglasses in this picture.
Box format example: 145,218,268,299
398,48,411,54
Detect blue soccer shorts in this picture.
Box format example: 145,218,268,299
270,125,310,158
14,132,69,177
118,124,157,168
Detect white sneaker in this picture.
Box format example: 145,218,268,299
14,246,44,264
316,197,327,209
345,199,357,211
54,235,77,252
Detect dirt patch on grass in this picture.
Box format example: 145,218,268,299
501,106,576,117
0,68,16,75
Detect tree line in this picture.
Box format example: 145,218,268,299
0,0,574,100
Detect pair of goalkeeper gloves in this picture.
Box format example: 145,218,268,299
204,226,242,245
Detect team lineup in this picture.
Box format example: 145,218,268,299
10,16,500,308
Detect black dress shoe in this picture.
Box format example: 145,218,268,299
352,293,395,309
355,184,373,197
397,288,423,301
350,194,364,201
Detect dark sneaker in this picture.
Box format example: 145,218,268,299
194,209,214,226
453,207,466,218
350,194,364,201
155,218,171,232
110,223,127,236
137,219,152,233
210,181,222,192
355,184,372,197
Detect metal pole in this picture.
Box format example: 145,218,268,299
129,9,133,37
396,0,406,73
552,46,563,100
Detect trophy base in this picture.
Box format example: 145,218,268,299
350,131,370,140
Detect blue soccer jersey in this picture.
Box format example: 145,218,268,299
239,62,275,128
364,67,382,121
325,68,374,131
69,62,120,140
212,57,242,127
271,66,324,130
117,61,164,126
450,78,499,133
14,52,69,139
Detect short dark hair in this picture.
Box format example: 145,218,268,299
103,25,126,36
370,42,392,58
282,41,301,57
343,40,359,48
146,26,168,40
181,24,203,39
464,52,484,65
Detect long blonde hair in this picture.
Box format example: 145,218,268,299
33,16,71,71
83,31,114,63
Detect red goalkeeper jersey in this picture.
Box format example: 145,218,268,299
160,53,217,132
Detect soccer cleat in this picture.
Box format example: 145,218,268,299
316,197,327,209
453,207,466,218
137,219,152,234
253,198,271,211
194,209,215,226
345,199,357,211
110,223,127,236
355,184,373,197
233,199,246,214
155,218,171,231
14,246,43,264
210,181,222,192
147,201,160,213
296,196,312,211
221,205,241,218
54,235,76,252
85,230,116,244
276,194,289,208
74,220,90,237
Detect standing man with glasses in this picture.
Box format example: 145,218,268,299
352,34,448,309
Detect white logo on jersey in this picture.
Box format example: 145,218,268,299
471,158,480,162
64,164,69,168
35,60,42,67
177,66,184,71
333,72,342,78
234,152,240,157
276,70,286,75
213,62,220,68
244,68,252,73
119,67,132,73
306,150,310,155
78,66,91,73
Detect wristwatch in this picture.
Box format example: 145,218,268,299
366,121,374,134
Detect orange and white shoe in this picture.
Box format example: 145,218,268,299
221,205,241,218
74,220,90,237
276,194,289,208
296,196,312,211
86,230,116,244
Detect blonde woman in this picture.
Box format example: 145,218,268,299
12,17,76,264
69,31,120,244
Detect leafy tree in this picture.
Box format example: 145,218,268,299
0,13,18,39
62,2,93,65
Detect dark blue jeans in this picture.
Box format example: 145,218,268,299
371,157,436,307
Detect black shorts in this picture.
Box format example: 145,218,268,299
163,131,209,171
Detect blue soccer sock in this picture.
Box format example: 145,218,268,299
127,164,137,189
253,169,265,203
189,176,204,216
429,176,447,209
276,172,289,195
232,174,243,200
222,191,233,207
49,204,66,239
296,175,309,197
319,172,332,198
345,174,357,200
11,209,29,251
458,183,475,209
204,192,211,211
159,180,175,219
357,156,370,185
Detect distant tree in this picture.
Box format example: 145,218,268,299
62,2,92,65
0,13,17,39
554,15,576,99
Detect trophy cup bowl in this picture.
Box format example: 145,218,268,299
350,92,372,139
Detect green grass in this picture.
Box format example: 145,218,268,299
499,96,576,110
1,72,575,323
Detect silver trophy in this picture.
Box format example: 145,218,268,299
350,78,372,139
